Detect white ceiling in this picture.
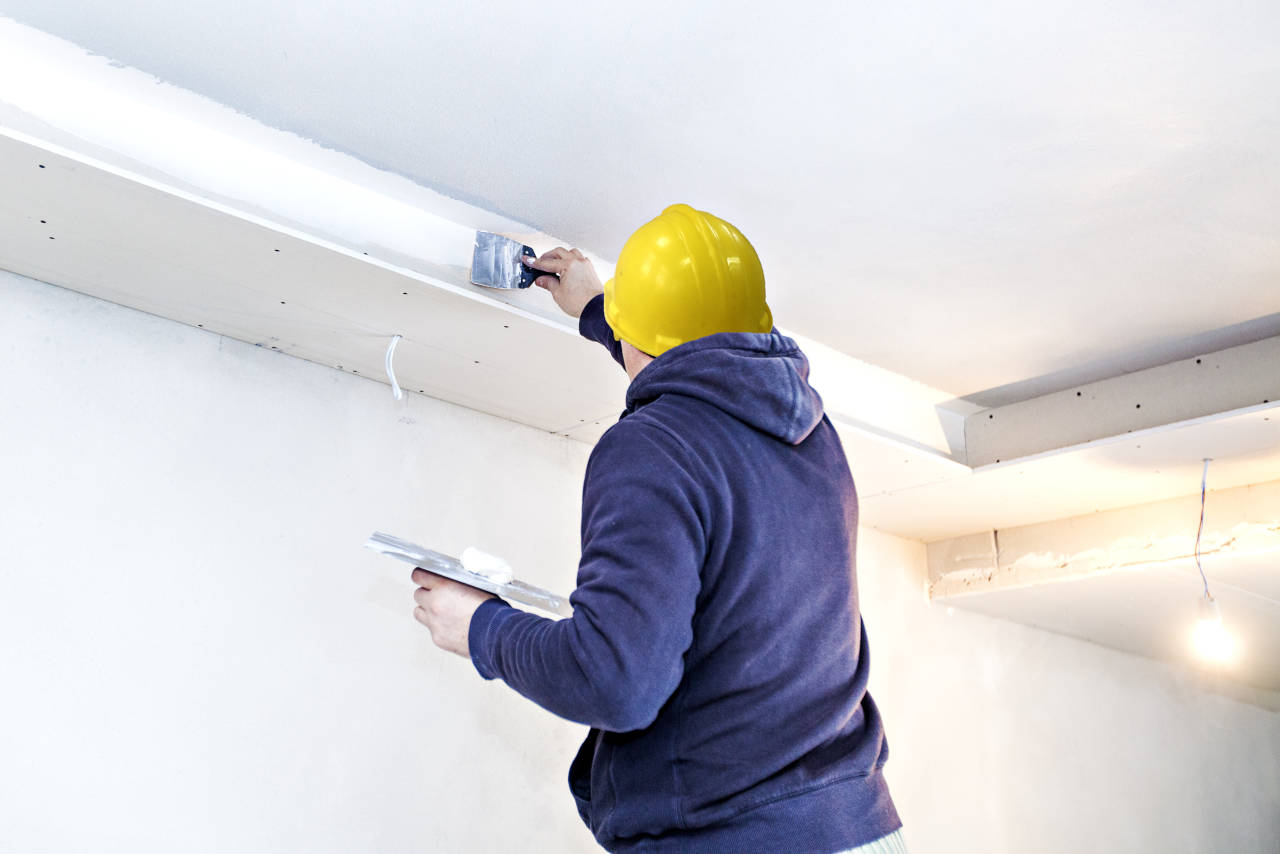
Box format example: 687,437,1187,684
2,0,1277,403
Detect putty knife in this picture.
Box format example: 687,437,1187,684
365,531,573,618
470,231,554,289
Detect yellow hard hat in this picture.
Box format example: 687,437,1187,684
604,204,772,357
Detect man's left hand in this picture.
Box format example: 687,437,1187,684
411,569,495,658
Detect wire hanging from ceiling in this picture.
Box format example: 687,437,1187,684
1193,458,1213,600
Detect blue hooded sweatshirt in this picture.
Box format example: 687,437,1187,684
469,294,900,852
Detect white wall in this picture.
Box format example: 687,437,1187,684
859,529,1280,853
0,270,600,853
3,271,1277,853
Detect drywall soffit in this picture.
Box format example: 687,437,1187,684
0,124,964,460
965,337,1280,468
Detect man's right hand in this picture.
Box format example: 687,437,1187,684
524,248,604,319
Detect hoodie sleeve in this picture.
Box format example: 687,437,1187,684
578,294,625,368
468,421,706,732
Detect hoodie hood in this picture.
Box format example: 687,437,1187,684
624,331,825,445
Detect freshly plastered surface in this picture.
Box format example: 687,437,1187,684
2,2,1277,400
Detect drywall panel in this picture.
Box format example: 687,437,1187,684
0,129,630,435
966,337,1280,466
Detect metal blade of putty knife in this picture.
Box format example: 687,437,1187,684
471,231,554,289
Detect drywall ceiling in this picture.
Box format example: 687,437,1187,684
2,1,1277,404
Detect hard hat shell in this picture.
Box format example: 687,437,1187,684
604,204,772,357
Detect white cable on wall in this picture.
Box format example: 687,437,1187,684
385,334,404,401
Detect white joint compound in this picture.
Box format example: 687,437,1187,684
460,547,514,584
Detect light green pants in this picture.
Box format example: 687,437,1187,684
837,828,908,854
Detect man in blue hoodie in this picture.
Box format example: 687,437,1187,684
411,205,904,853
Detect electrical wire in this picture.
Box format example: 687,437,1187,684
1193,458,1212,600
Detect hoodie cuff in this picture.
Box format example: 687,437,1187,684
468,596,516,680
578,294,626,368
578,293,607,341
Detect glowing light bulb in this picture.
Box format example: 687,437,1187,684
1191,597,1235,663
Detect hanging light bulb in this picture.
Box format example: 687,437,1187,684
1191,595,1235,663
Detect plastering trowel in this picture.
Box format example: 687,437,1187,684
469,231,555,290
365,531,573,618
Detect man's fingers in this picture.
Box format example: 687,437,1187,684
411,568,439,589
413,586,431,607
533,274,562,290
413,605,430,627
524,257,564,277
524,247,571,274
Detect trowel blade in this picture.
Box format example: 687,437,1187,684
470,231,545,289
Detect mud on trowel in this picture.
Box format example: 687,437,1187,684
365,531,573,618
469,231,556,290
